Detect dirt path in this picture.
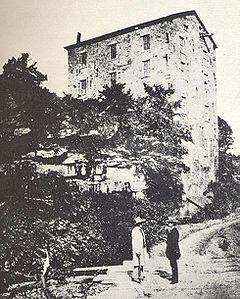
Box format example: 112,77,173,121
146,219,240,299
93,217,240,298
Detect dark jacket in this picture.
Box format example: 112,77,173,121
166,227,181,260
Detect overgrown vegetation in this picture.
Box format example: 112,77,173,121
6,53,238,294
0,171,171,292
0,53,60,162
194,117,240,221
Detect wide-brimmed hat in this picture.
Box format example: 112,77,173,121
134,216,146,225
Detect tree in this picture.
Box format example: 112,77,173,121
131,84,192,204
0,53,60,162
218,116,234,153
0,68,193,290
202,117,240,219
90,83,192,205
58,82,191,207
0,55,64,290
217,116,235,182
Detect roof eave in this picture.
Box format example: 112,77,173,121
64,10,217,51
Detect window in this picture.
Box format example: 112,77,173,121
204,81,208,93
192,39,195,53
79,79,87,94
143,60,150,76
110,44,117,59
163,54,169,66
179,36,185,52
80,52,87,66
166,33,170,43
110,72,116,86
142,34,150,50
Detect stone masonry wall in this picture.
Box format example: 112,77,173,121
66,13,218,210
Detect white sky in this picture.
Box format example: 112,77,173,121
1,0,240,154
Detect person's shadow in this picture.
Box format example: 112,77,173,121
128,269,171,281
154,269,172,281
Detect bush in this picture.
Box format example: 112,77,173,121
0,170,179,292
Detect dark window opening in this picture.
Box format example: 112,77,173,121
143,59,150,76
110,44,117,59
142,34,150,50
80,52,87,66
163,54,169,66
179,36,185,46
110,72,116,86
166,32,170,43
80,79,87,94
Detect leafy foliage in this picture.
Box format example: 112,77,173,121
0,53,60,162
218,116,234,154
127,84,191,204
0,56,193,292
78,83,192,204
0,171,169,292
58,82,191,205
197,117,240,220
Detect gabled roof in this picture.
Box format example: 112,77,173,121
64,10,217,51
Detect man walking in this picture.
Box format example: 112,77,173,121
131,216,149,283
166,217,181,284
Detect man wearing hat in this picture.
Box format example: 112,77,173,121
131,216,149,283
166,217,181,284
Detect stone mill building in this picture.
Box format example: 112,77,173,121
64,10,218,212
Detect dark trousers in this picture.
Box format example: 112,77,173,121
169,259,178,282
